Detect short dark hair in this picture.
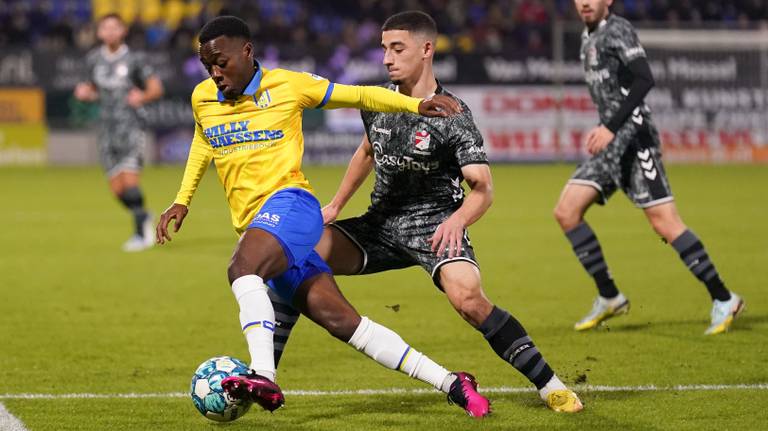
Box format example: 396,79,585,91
99,13,125,26
199,15,251,45
382,11,437,39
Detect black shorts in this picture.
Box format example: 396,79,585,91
569,124,673,208
98,121,147,177
331,210,479,289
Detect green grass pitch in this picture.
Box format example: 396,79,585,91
1,164,766,430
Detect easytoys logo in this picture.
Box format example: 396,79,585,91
372,142,439,173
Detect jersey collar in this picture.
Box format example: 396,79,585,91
434,80,444,95
583,14,610,38
100,44,128,61
217,60,264,102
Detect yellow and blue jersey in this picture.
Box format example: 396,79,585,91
174,61,422,233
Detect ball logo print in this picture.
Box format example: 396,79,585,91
190,356,253,422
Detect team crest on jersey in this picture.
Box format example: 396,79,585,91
414,130,431,151
254,89,271,109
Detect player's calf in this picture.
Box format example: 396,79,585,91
477,306,582,412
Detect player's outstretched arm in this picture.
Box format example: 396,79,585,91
431,164,493,258
324,84,461,117
159,99,213,244
156,203,189,244
322,136,375,224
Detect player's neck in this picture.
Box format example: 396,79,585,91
396,74,438,99
104,42,125,53
586,13,610,33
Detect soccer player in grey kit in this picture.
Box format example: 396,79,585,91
74,13,164,252
306,11,581,412
554,0,744,334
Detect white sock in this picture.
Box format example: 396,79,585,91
538,374,567,400
231,275,276,382
348,316,452,392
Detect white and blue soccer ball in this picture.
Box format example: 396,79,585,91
190,356,252,422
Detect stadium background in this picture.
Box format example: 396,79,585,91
2,0,768,166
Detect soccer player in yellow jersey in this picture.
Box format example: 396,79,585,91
155,16,491,415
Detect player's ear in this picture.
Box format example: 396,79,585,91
242,40,253,59
423,38,434,59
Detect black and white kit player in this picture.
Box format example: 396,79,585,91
555,0,744,334
332,82,486,278
74,13,164,252
269,11,583,413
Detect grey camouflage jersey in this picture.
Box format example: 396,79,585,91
361,84,488,229
572,15,672,207
86,45,154,127
581,14,656,137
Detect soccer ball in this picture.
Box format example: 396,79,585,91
190,356,252,422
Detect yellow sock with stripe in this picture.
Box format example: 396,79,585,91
347,317,455,392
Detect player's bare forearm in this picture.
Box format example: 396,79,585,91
454,164,493,227
452,181,492,228
431,164,493,258
323,137,374,223
142,76,164,103
332,138,374,208
432,189,490,258
127,77,164,108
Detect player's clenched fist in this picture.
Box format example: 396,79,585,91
156,203,189,244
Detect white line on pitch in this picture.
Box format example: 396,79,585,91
0,402,30,431
0,383,766,400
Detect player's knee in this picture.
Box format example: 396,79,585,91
553,203,580,230
456,294,492,327
227,255,253,284
109,182,124,197
444,279,490,325
649,217,685,242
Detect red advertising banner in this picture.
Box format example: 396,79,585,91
450,86,768,163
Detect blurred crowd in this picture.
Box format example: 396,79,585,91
2,0,768,55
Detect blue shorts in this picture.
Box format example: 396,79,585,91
247,188,323,267
267,250,332,303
